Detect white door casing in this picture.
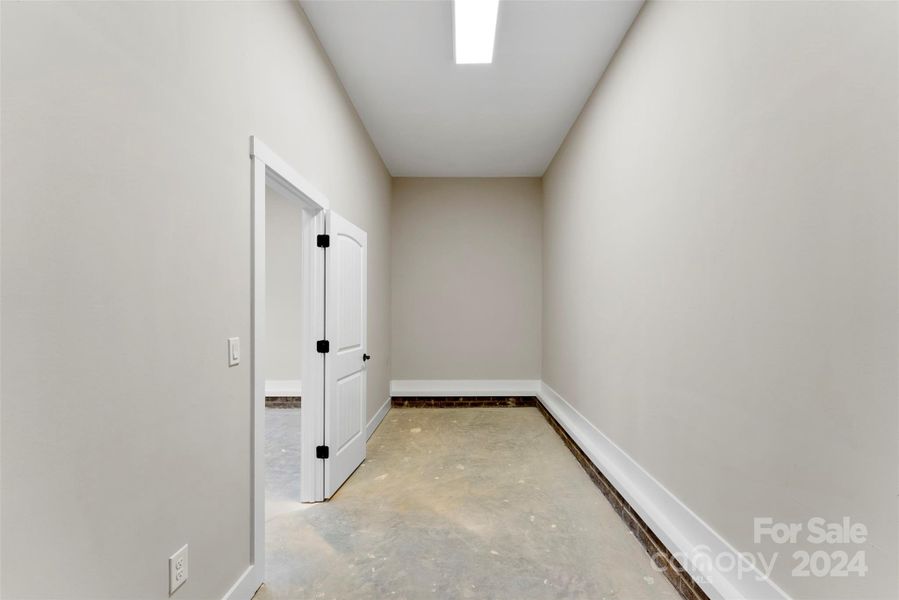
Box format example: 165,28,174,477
243,139,370,600
242,136,330,600
323,210,368,498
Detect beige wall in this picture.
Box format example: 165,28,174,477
265,185,303,384
3,1,896,599
0,2,390,598
543,2,898,599
391,178,542,380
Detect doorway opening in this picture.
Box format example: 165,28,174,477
226,137,328,600
230,137,370,600
264,182,305,519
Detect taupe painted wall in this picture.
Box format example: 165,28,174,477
542,2,898,599
0,2,390,598
391,178,542,380
265,185,303,384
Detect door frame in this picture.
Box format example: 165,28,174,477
230,136,329,600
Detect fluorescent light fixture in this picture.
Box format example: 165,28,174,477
454,0,499,64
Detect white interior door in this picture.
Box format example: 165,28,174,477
323,210,367,498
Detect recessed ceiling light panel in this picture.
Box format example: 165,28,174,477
454,0,499,64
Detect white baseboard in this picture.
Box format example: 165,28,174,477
265,379,301,397
390,379,540,397
220,564,261,600
536,382,791,600
366,398,391,440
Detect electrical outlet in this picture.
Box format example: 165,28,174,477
228,337,240,367
169,544,188,595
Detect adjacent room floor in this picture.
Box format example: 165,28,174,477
265,407,302,520
256,407,677,599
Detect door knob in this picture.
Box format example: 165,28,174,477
362,353,371,362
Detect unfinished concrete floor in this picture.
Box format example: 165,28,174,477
265,407,302,520
255,407,678,600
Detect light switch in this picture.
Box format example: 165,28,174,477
228,337,240,366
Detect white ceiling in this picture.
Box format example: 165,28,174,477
301,0,643,177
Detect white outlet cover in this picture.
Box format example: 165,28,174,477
169,544,189,594
228,337,240,367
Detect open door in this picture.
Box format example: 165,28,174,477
323,210,368,498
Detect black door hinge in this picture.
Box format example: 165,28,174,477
317,234,330,248
316,445,330,459
316,339,330,353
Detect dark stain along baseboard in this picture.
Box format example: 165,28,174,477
391,396,538,408
533,402,711,600
390,394,709,600
265,396,301,408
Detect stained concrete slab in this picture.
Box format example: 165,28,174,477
256,407,678,600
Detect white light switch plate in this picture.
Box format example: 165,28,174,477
228,337,240,367
169,544,188,594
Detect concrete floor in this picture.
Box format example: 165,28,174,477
265,407,302,519
256,407,678,600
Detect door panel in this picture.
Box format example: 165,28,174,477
324,211,367,498
338,237,363,350
335,373,363,453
